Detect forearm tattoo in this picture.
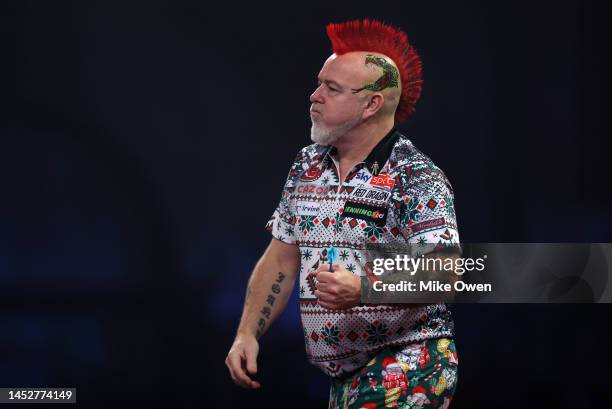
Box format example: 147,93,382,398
352,54,399,93
255,272,286,339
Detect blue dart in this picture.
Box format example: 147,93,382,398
327,246,337,272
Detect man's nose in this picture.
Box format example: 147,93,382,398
310,85,324,104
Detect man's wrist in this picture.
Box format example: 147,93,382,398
236,327,258,341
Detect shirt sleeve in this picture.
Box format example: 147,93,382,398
265,150,306,245
397,168,460,253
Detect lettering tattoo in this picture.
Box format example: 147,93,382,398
255,272,286,338
352,54,399,93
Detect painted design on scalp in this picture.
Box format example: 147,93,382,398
351,54,399,93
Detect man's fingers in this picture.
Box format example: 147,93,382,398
315,263,339,273
226,349,257,389
240,345,261,389
316,291,335,306
316,271,332,283
240,356,261,389
244,345,258,375
225,353,243,385
226,351,249,387
318,299,337,309
316,282,328,292
315,289,332,299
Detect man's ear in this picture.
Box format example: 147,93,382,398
362,93,384,120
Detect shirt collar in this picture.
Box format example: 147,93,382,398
326,125,399,175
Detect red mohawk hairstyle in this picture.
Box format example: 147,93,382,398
326,19,423,123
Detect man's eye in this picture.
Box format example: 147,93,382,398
329,87,338,92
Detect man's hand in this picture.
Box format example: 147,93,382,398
314,263,361,309
225,334,261,389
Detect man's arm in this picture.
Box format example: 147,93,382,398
225,238,300,389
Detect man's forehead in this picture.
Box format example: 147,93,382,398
317,53,363,83
321,52,362,69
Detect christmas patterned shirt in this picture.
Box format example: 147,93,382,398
265,127,460,378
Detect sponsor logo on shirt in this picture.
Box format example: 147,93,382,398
300,164,324,181
297,184,332,195
410,217,446,233
354,171,371,182
342,200,387,225
369,173,395,190
295,201,321,216
350,187,390,202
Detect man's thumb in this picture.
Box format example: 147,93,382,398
245,346,258,374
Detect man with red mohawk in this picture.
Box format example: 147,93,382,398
227,19,460,408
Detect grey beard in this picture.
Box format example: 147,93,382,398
310,116,361,145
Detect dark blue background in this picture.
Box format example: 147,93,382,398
3,1,610,408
